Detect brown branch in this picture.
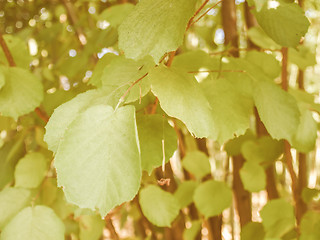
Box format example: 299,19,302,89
166,51,176,67
105,217,120,240
61,0,87,46
281,47,300,223
0,32,49,123
187,0,211,29
0,32,16,67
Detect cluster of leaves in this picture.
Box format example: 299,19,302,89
0,0,320,239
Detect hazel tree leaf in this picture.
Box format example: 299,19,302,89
240,161,266,192
300,211,320,240
136,114,177,174
0,35,32,69
240,222,265,240
118,0,198,63
0,67,43,120
183,220,202,240
174,181,198,208
79,215,105,240
292,107,317,153
100,56,154,103
194,180,232,218
255,1,310,47
0,187,31,230
139,185,180,227
88,53,118,87
247,27,281,50
182,151,211,179
254,81,300,143
98,3,135,27
260,199,295,238
0,205,65,240
14,152,48,188
149,65,216,139
201,78,253,143
44,87,125,153
289,45,317,70
54,105,141,217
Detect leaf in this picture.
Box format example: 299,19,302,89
302,188,320,203
254,81,300,143
255,1,310,47
149,65,215,139
246,0,267,11
300,211,320,240
88,53,118,87
0,205,65,240
247,27,281,50
182,151,211,179
118,0,197,63
292,107,317,153
0,187,31,229
100,56,154,103
0,67,43,120
183,220,202,240
174,181,198,208
14,152,48,188
289,45,317,70
201,77,253,143
194,180,232,218
79,215,105,240
44,88,125,153
224,130,256,157
54,105,141,217
0,35,32,69
241,136,283,164
240,161,266,192
260,199,295,238
136,114,177,174
139,185,180,227
240,222,265,240
98,3,135,27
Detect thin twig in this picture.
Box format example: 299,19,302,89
190,0,224,27
0,32,16,67
187,0,211,29
105,217,120,240
166,51,176,67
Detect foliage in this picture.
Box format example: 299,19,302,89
0,0,319,239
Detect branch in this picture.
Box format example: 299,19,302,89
0,32,49,123
0,33,16,67
187,0,211,29
104,217,120,240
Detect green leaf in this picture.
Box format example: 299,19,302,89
174,180,198,208
194,180,232,218
100,56,153,103
14,152,48,188
241,136,283,164
98,3,135,27
240,222,265,240
240,162,266,192
302,188,320,203
289,45,317,70
118,0,197,62
254,81,300,143
45,88,125,153
182,151,211,179
260,199,295,238
224,130,256,157
292,107,317,153
289,88,320,113
245,51,281,80
0,70,5,90
139,185,180,227
255,1,310,47
88,53,118,87
201,77,253,143
0,205,65,240
0,35,32,69
79,215,105,240
246,0,267,11
0,187,31,229
136,114,177,174
54,105,141,217
300,211,320,240
183,220,202,240
149,65,215,139
247,27,281,50
0,67,43,120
